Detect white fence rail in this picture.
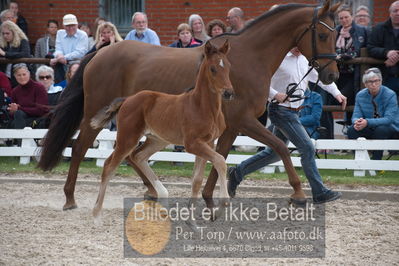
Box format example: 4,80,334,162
1,128,399,177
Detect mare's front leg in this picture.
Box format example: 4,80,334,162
64,121,101,210
202,129,238,208
239,117,306,201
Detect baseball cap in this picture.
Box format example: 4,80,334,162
63,14,78,26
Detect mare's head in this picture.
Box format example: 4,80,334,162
296,0,341,84
204,40,234,100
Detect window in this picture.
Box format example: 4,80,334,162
99,0,144,35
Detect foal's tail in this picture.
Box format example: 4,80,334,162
37,51,98,171
90,97,126,129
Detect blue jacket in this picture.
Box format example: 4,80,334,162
336,22,368,91
299,89,323,139
352,85,399,131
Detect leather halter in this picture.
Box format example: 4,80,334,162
296,6,337,70
272,6,338,104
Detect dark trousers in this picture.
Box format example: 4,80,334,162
347,125,396,160
336,73,356,123
53,63,67,84
10,110,37,129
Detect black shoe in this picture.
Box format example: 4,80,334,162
227,166,239,198
313,190,342,204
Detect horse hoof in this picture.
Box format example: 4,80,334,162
185,219,200,233
289,197,307,207
143,193,158,201
202,197,215,210
63,203,78,211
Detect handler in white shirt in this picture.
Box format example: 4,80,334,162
228,47,347,204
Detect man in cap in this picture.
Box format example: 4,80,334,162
125,12,160,45
50,14,88,83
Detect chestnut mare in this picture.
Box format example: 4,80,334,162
90,41,233,218
38,1,340,210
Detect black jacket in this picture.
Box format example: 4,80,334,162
367,18,399,77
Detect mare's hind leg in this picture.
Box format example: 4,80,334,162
129,136,169,199
240,117,306,201
64,121,101,210
92,136,139,218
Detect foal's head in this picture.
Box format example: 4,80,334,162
204,40,234,100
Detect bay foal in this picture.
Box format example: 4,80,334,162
91,41,233,218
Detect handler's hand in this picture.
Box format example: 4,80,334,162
335,94,347,110
274,92,288,103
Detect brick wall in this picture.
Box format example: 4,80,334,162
17,0,392,47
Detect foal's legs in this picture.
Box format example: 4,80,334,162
129,136,169,199
64,121,101,210
92,137,138,218
186,141,229,204
202,129,238,208
192,156,207,199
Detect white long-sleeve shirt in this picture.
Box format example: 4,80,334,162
268,52,341,109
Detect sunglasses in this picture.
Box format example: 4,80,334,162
365,68,381,75
39,75,52,80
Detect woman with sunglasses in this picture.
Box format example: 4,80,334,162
347,68,399,160
35,65,63,106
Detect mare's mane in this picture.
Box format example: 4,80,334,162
212,3,334,40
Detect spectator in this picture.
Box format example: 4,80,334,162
34,19,58,59
55,62,80,89
34,65,63,128
50,14,88,84
92,16,106,41
207,19,226,38
354,5,371,28
0,71,12,97
124,12,160,46
299,88,323,139
367,1,399,97
226,7,245,33
169,23,202,48
79,22,95,50
7,63,48,130
0,20,30,87
348,68,399,160
227,47,346,204
8,1,28,35
188,14,209,42
35,65,63,106
335,5,368,124
0,72,12,127
87,21,123,54
0,9,16,24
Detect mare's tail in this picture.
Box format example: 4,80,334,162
37,52,97,171
90,97,126,129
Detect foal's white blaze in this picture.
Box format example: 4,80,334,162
219,59,224,68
